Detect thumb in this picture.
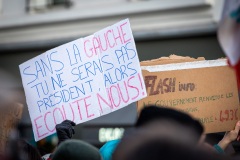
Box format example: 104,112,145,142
234,121,240,133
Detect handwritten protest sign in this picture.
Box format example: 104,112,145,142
0,103,23,153
19,19,147,141
138,56,239,133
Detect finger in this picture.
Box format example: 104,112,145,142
70,121,76,126
237,135,240,141
56,124,64,130
63,120,76,127
234,121,240,133
66,125,73,137
63,120,72,125
72,126,75,135
56,124,60,129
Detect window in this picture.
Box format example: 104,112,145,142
52,0,72,6
27,0,72,13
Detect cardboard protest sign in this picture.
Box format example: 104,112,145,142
138,57,239,133
19,19,147,141
0,103,23,153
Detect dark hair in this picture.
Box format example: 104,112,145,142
135,106,204,138
119,138,227,160
18,139,42,160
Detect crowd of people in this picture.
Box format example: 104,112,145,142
1,66,239,160
1,105,239,160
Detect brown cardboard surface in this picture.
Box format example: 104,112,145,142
138,59,239,133
0,103,23,153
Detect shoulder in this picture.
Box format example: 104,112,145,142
100,139,121,160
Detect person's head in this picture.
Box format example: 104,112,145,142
52,139,102,160
6,139,42,160
113,132,228,160
18,139,42,160
113,120,230,160
102,105,205,160
136,105,204,141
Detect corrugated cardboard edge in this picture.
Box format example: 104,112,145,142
141,59,228,72
140,54,205,66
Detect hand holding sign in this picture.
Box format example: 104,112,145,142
56,120,76,145
217,120,240,151
19,19,147,141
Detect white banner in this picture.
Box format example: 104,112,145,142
19,19,147,141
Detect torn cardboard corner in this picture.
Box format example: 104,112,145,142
138,57,239,133
140,54,205,66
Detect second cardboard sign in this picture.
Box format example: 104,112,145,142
138,55,239,133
